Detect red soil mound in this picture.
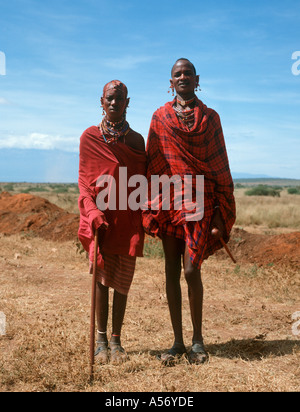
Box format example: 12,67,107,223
0,192,79,242
216,227,300,268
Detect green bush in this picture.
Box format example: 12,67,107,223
48,184,69,193
22,186,49,193
3,183,14,191
245,185,281,197
53,186,69,193
287,186,300,195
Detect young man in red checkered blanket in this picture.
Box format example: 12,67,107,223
143,58,236,365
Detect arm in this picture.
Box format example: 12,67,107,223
208,113,236,240
78,129,109,235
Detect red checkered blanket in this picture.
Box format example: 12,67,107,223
142,98,236,267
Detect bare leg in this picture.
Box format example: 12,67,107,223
183,246,208,364
183,246,203,343
110,290,128,364
96,282,109,342
162,235,185,345
111,290,128,344
95,282,109,363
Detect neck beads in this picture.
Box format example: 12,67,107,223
99,115,130,144
173,96,196,130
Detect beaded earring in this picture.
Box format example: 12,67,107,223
168,86,175,96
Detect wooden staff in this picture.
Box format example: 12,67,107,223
89,230,99,381
211,228,237,264
220,237,237,264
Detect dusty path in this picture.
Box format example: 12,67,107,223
0,192,299,392
0,233,299,392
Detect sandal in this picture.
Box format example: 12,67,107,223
160,343,187,366
95,341,109,365
110,343,128,365
188,341,209,364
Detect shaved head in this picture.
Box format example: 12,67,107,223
171,58,197,76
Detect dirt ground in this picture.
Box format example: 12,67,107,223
0,192,299,392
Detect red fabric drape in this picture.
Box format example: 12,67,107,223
78,126,146,269
142,98,236,267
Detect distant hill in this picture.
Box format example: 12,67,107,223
233,177,300,186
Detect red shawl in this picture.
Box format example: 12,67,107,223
78,126,146,268
142,98,236,267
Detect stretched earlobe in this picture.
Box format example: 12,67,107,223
100,97,105,116
168,85,175,96
195,75,201,92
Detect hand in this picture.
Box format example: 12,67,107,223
97,223,108,251
210,208,225,240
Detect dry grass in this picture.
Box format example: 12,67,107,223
2,183,300,229
1,183,299,392
235,188,300,230
0,233,299,392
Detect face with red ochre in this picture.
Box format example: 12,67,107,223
101,82,130,123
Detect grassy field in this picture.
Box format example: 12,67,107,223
1,180,300,229
234,188,300,230
0,180,300,392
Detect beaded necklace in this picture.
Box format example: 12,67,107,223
173,97,195,130
176,96,196,107
99,116,130,144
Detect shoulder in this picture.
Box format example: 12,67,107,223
150,102,172,127
79,126,102,153
80,125,99,141
126,129,146,152
153,101,172,117
198,100,221,127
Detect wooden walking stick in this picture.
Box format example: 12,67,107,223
89,230,99,381
211,228,237,264
220,237,237,264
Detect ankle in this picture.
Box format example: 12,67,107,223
110,333,121,345
173,340,185,347
97,330,108,343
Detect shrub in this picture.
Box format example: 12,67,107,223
3,183,14,191
245,185,281,197
287,187,300,195
22,186,49,193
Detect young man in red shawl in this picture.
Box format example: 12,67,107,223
78,80,146,365
143,59,236,364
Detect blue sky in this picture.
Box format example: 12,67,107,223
0,0,300,181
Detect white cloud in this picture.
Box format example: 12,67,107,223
0,132,79,152
0,97,10,105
